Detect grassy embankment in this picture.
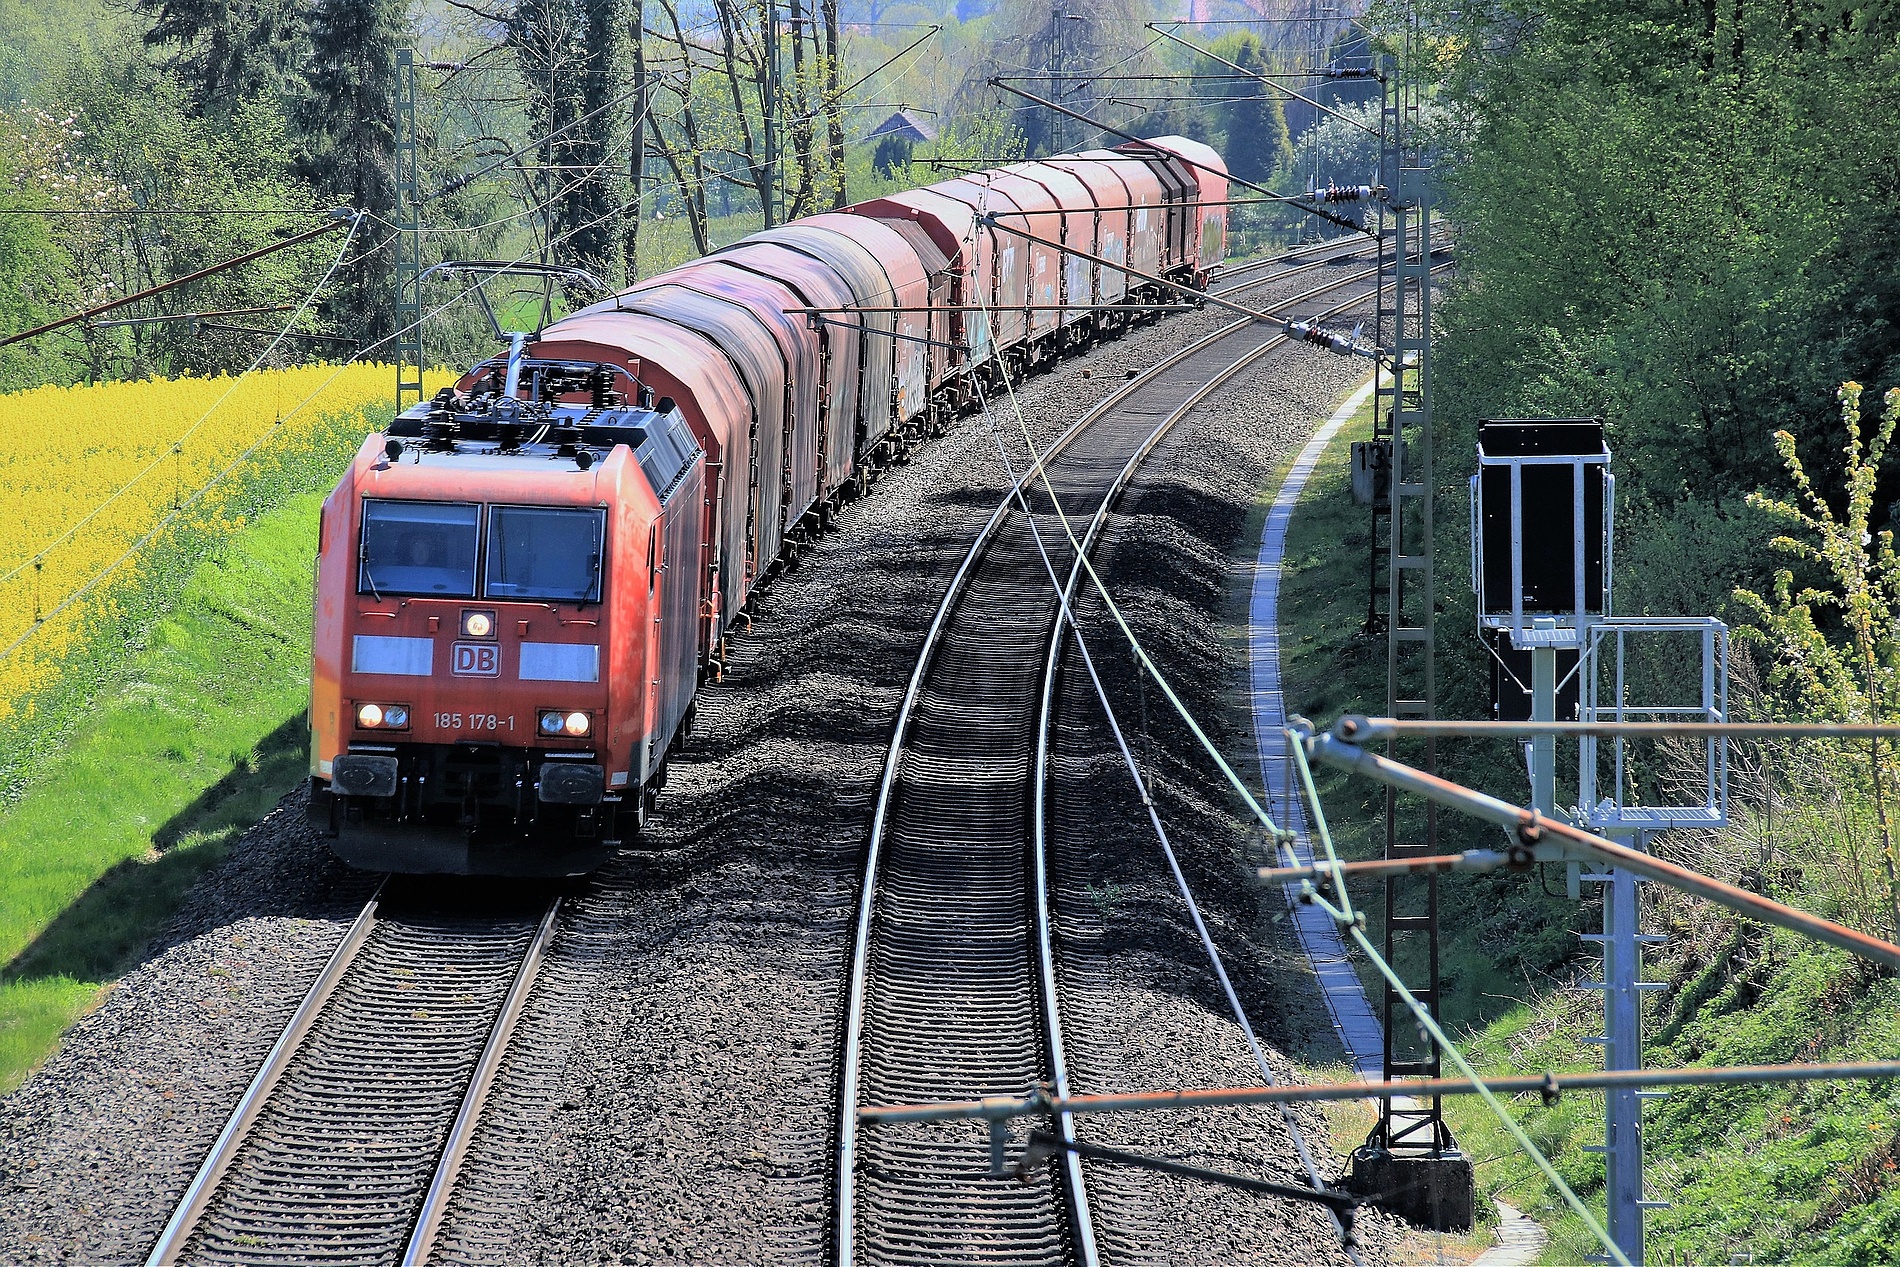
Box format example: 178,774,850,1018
1276,403,1900,1263
0,366,444,1090
1272,394,1582,1035
0,494,322,1084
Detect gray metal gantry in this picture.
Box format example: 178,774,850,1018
1355,31,1476,1229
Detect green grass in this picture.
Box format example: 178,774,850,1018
1442,935,1900,1265
1274,395,1587,1034
0,492,323,1091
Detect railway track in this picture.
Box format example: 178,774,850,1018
134,235,1417,1267
146,885,560,1267
836,244,1430,1266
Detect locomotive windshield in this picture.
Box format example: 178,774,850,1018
359,500,479,598
485,506,605,603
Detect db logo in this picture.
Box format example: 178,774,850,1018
451,642,500,677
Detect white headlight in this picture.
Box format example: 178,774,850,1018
563,711,591,737
357,703,384,728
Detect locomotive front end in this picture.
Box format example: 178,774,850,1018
307,356,702,876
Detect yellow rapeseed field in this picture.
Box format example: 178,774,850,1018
0,363,448,722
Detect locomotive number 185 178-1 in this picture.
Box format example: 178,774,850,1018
434,712,514,732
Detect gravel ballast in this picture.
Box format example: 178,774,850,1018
0,264,1396,1265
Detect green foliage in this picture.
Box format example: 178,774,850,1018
1737,384,1900,724
0,142,73,388
297,0,406,339
1421,6,1900,1233
1276,397,1589,1033
1734,382,1900,938
0,381,385,1088
1219,35,1292,185
0,0,137,105
872,133,912,179
931,107,1024,169
1433,0,1900,615
0,69,332,389
137,0,309,114
1449,930,1900,1265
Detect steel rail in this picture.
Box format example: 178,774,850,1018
836,253,1398,1267
147,890,561,1266
1027,278,1420,1264
401,897,563,1267
146,887,386,1267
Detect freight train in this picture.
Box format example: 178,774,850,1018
307,137,1228,875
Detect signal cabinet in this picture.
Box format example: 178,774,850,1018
1471,418,1612,637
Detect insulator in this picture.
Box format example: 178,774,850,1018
1326,64,1374,79
1287,317,1367,358
1322,184,1373,203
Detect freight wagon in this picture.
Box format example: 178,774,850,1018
308,137,1229,874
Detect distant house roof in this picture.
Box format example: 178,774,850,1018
866,109,937,145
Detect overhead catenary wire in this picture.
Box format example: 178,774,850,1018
1,173,640,661
947,214,1588,1251
1281,739,1634,1267
990,329,1618,1260
0,207,340,216
968,319,1628,1265
984,81,1373,237
0,214,355,351
961,247,1369,1250
1144,24,1382,138
423,82,657,205
1,128,627,618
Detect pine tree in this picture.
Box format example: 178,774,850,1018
139,0,307,116
512,0,626,289
298,0,408,338
1222,36,1293,186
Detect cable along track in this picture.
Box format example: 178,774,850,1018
836,252,1393,1267
147,886,560,1267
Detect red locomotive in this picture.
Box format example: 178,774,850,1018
308,137,1228,875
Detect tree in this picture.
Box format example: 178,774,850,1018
640,0,849,249
137,0,308,117
509,0,628,287
872,133,911,179
953,0,1152,158
0,128,74,389
297,0,408,339
1220,35,1292,185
